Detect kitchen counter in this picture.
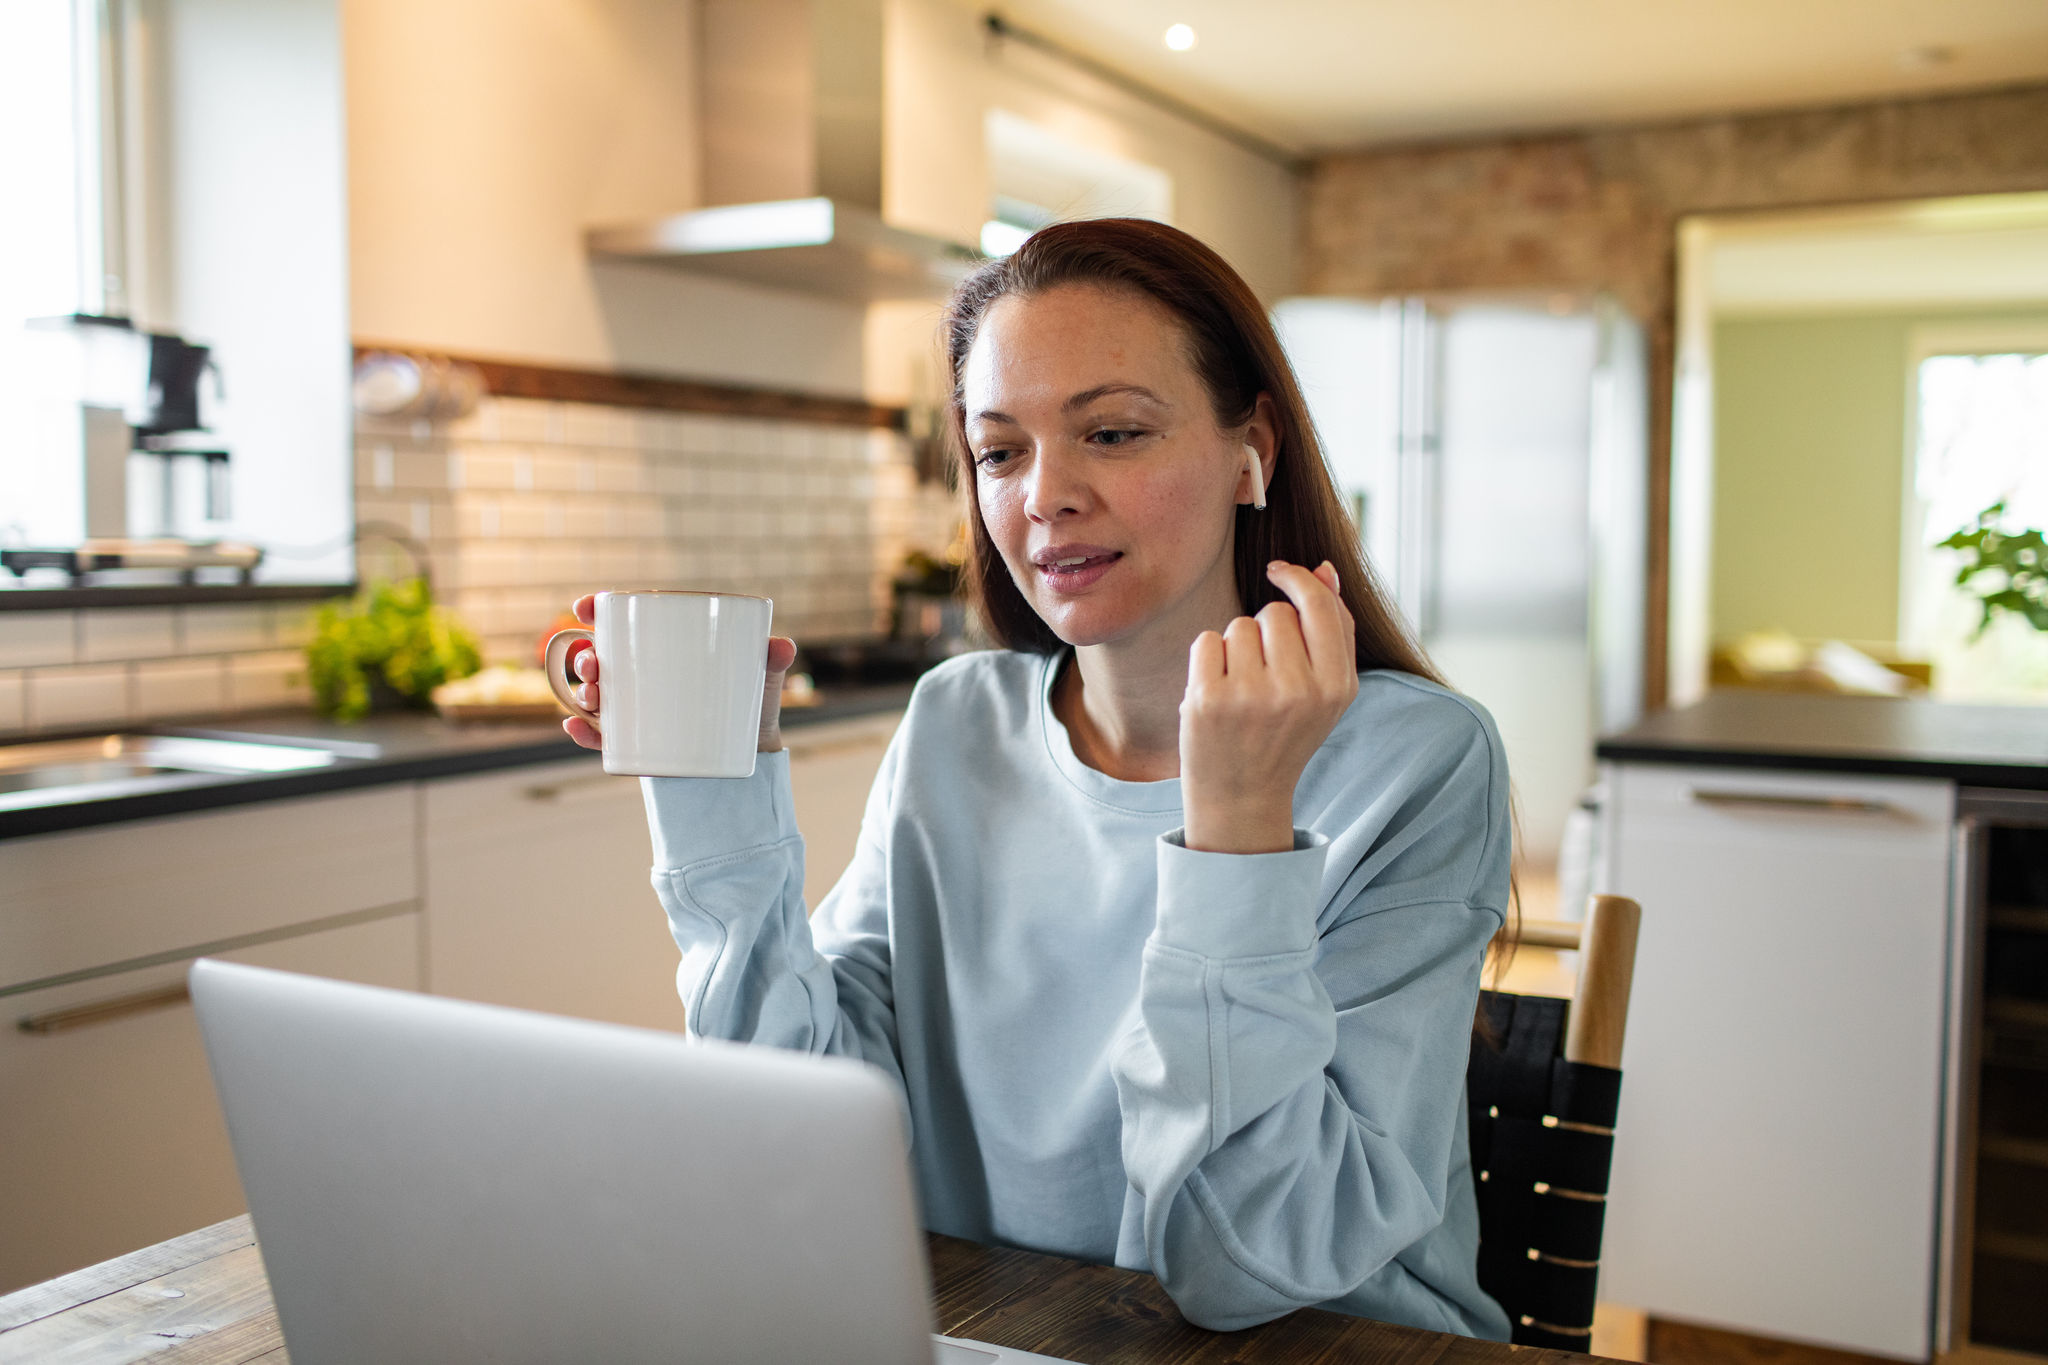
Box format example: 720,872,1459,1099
1595,689,2048,790
0,681,916,842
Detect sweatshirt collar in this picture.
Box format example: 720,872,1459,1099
1037,650,1185,816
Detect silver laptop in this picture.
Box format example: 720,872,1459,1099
189,958,1077,1365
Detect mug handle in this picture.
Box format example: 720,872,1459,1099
543,629,599,729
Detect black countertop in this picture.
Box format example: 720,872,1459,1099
0,682,916,842
1595,690,2048,790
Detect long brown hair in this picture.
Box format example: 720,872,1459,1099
942,218,1437,682
940,217,1521,997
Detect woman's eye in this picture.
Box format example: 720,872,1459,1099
1091,428,1144,448
974,448,1017,471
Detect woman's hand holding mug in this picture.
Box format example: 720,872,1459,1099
1178,561,1358,856
556,592,798,762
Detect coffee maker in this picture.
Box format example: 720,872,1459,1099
1,314,261,583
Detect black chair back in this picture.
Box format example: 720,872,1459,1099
1467,989,1624,1352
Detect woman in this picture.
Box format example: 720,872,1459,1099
564,219,1513,1340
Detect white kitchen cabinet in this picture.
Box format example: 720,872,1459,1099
0,785,418,993
0,910,419,1294
0,786,422,1295
1,709,903,1298
420,712,903,1029
785,712,899,911
1596,761,1956,1360
422,757,684,1031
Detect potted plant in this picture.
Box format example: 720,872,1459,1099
1942,500,2048,636
304,577,482,721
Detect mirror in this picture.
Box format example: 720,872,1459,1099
0,0,351,599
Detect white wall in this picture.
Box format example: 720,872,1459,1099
866,0,1301,405
343,0,1299,407
342,0,868,396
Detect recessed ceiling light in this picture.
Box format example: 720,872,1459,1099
1163,23,1196,52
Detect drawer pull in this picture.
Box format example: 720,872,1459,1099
523,773,626,803
18,982,191,1035
1690,788,1902,817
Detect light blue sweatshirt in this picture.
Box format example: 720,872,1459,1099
642,647,1512,1340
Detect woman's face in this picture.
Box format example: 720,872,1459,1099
961,284,1266,653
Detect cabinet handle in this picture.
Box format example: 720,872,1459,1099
1689,788,1903,817
522,773,627,803
18,982,190,1035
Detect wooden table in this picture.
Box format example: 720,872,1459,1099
0,1215,1605,1364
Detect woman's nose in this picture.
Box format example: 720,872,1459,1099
1023,449,1089,523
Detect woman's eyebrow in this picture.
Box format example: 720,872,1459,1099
968,384,1168,427
1063,383,1166,412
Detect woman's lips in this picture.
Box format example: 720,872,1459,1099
1037,552,1122,594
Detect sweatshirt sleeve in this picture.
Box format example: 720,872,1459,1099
640,742,903,1086
1109,715,1506,1332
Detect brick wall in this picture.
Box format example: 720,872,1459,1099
1299,81,2048,703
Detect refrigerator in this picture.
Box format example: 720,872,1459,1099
1274,294,1649,883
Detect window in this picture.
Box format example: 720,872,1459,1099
0,1,104,548
1905,344,2048,702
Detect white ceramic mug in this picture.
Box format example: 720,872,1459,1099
544,590,773,778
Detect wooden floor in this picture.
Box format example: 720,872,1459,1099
1641,1319,1910,1365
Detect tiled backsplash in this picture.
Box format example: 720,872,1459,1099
0,604,313,733
0,395,959,736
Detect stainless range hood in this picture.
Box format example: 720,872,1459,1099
586,0,981,302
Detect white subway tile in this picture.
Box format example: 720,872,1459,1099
562,403,626,449
536,543,585,586
28,663,131,730
624,503,663,538
458,543,528,589
180,603,273,654
0,672,24,731
478,632,536,667
0,612,76,668
461,449,521,490
562,500,610,538
639,411,684,453
133,657,229,719
498,497,553,538
594,457,649,495
595,543,643,582
675,414,717,455
362,442,450,491
80,608,178,662
275,606,319,649
444,403,498,442
492,398,553,443
526,451,583,493
351,413,415,440
226,650,310,712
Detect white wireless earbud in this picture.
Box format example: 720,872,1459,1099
1243,444,1267,510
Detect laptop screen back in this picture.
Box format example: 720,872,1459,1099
190,958,934,1365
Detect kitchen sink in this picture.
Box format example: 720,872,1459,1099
0,731,370,810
